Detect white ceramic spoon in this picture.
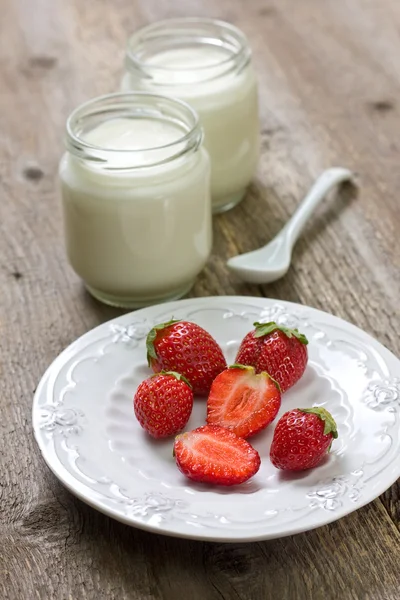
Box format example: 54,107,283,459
226,167,354,284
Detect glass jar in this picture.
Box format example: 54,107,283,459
122,18,260,213
59,92,212,309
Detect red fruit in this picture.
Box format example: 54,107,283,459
235,321,308,393
206,365,281,438
270,407,338,471
134,372,193,439
146,319,227,395
174,425,261,486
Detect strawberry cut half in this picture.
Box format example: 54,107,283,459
206,365,281,438
174,425,261,486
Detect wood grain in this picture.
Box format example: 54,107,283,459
1,0,399,598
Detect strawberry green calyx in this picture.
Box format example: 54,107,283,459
146,318,181,365
229,364,281,392
263,372,282,393
300,407,338,439
229,364,255,372
159,370,192,389
253,321,308,345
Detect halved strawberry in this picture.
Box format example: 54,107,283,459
206,365,281,438
174,425,260,486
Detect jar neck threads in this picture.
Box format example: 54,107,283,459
65,92,202,170
125,18,251,86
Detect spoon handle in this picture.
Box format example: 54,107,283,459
283,168,353,247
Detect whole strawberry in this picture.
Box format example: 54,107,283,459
270,407,338,471
146,319,227,395
235,321,308,392
134,371,193,438
174,424,261,486
207,365,281,438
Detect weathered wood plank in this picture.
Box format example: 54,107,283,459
1,0,399,598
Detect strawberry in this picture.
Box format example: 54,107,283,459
134,371,193,439
146,319,227,395
174,424,261,486
206,365,281,438
235,321,308,393
270,407,338,471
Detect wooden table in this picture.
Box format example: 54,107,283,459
1,0,400,598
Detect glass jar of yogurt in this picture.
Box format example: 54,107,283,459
121,18,260,213
59,92,211,308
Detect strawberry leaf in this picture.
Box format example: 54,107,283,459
299,407,338,439
253,321,308,345
228,363,255,372
146,318,181,365
159,370,192,389
229,364,281,391
265,373,282,393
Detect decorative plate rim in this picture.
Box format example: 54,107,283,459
32,296,400,542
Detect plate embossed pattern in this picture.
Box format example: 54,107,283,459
33,297,400,542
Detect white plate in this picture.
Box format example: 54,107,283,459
33,297,400,542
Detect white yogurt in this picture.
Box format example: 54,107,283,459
122,19,260,212
59,94,211,308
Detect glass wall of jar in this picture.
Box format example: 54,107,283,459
59,92,212,308
122,18,260,213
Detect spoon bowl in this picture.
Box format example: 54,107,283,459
227,168,354,284
228,235,291,284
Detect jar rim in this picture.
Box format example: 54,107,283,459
65,92,203,169
125,18,250,83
